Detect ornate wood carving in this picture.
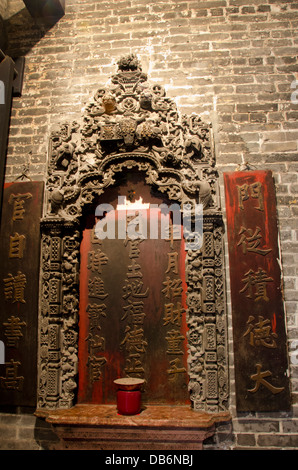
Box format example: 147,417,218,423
37,55,228,413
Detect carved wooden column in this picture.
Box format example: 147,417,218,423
187,214,228,412
38,219,80,409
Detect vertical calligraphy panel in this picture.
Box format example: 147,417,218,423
224,171,291,411
138,213,189,404
0,182,44,407
78,209,189,405
78,218,130,404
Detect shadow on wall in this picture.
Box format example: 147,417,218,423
3,7,61,57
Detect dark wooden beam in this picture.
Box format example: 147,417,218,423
0,53,16,223
12,57,25,97
0,14,7,51
23,0,65,20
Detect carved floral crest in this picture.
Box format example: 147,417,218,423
46,54,219,220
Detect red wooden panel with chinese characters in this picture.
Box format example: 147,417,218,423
77,178,189,406
224,170,291,412
0,182,44,407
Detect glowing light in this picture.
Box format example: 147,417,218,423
116,196,150,211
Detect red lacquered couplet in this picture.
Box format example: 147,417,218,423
224,170,291,412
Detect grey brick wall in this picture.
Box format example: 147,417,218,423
1,0,298,450
0,409,59,450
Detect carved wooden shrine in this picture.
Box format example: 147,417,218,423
36,55,229,418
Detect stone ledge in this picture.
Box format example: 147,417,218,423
44,404,231,428
38,405,231,450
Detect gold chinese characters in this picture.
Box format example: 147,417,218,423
0,192,32,392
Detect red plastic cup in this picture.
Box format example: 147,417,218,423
117,390,141,415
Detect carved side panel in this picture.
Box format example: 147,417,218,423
187,215,228,412
186,246,205,410
214,226,229,411
37,221,80,409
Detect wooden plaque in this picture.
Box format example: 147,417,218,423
224,170,291,412
0,181,44,407
77,180,189,406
